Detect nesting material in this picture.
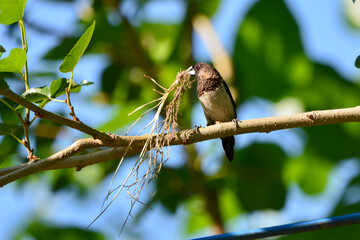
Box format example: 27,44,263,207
94,70,194,232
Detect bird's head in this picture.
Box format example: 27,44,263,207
186,63,221,82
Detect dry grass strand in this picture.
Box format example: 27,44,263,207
87,70,194,233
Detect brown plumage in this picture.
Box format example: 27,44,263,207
187,63,237,161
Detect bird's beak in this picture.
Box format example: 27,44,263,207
186,66,196,76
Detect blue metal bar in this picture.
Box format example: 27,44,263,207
190,213,360,240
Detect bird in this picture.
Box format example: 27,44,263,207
187,63,237,161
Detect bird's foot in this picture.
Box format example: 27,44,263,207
232,118,240,130
194,124,202,133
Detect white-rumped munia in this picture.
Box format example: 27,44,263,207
187,63,237,161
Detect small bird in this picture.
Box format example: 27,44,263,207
187,63,237,161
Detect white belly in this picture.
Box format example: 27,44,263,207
199,85,236,124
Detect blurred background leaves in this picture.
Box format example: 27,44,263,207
1,0,360,239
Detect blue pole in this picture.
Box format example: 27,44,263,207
190,213,360,240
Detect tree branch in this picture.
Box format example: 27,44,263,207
0,146,137,185
0,86,117,143
123,105,360,148
1,105,360,187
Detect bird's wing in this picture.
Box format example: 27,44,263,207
222,79,237,117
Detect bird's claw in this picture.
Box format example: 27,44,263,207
232,118,240,130
194,124,202,132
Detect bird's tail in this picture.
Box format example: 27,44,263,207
221,136,235,162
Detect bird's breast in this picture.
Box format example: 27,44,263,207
199,84,236,124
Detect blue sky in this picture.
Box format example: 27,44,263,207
1,0,360,239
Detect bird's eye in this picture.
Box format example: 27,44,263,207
194,65,200,70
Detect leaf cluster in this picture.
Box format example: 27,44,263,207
0,0,94,159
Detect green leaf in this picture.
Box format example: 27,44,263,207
49,78,93,98
15,78,93,109
0,76,9,88
72,79,94,91
284,154,333,194
0,153,12,166
0,123,21,135
21,86,51,103
59,21,95,73
198,0,221,17
14,220,106,240
155,167,192,213
0,45,5,58
234,0,305,102
16,86,51,110
186,197,212,234
0,48,26,74
43,37,78,60
355,55,360,69
0,0,27,25
219,188,242,220
49,77,68,98
37,78,93,108
231,143,287,211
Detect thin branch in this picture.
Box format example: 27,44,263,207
1,106,360,186
18,19,35,160
0,86,116,143
0,147,136,178
0,138,137,185
65,86,80,122
65,71,80,122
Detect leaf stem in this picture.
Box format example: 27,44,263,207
18,19,34,160
11,134,26,147
68,71,73,92
50,98,66,103
65,71,80,121
18,19,29,90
